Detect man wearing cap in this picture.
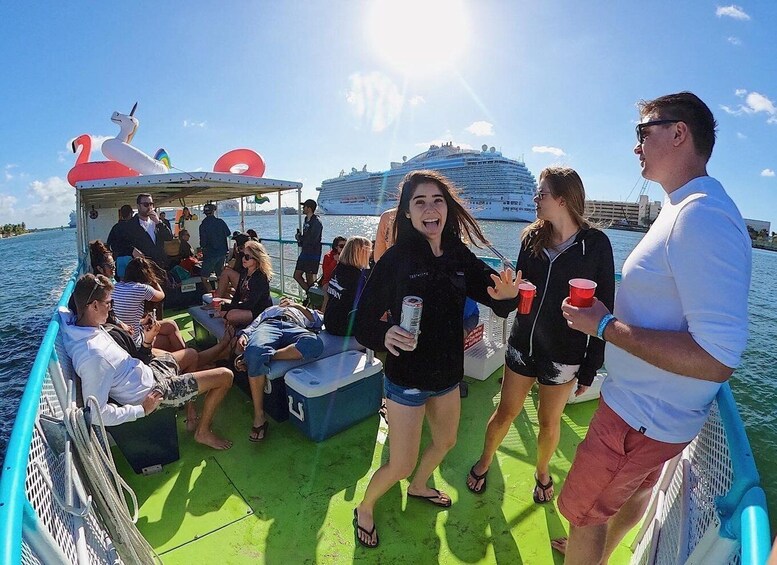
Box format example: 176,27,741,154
293,199,323,293
199,203,232,294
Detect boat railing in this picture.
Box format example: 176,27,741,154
0,260,772,564
259,237,333,302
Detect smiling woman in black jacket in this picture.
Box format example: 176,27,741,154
466,167,615,505
352,170,520,548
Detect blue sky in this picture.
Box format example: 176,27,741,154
1,1,776,229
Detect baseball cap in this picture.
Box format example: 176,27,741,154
233,233,249,246
302,199,317,210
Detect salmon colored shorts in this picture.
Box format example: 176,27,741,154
557,400,689,527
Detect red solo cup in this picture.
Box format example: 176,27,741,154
517,282,537,314
212,297,223,310
569,278,597,307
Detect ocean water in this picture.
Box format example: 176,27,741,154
1,217,775,529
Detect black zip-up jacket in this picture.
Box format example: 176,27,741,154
509,227,614,386
355,232,519,392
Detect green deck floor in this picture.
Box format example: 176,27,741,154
114,310,636,564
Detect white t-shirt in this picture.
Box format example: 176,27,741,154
139,216,156,243
112,282,157,343
601,176,751,443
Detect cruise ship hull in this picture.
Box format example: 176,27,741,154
317,143,538,223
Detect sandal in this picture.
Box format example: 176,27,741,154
353,508,379,548
234,354,246,372
533,474,554,504
407,487,452,508
249,421,268,442
467,464,489,494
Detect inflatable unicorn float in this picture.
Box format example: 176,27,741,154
67,102,266,187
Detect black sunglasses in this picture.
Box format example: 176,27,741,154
242,253,255,260
635,120,681,144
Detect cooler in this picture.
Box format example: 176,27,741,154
284,350,383,442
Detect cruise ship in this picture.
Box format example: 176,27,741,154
316,142,538,221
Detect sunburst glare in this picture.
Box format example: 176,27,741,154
366,0,469,77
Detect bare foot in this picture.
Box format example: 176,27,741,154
194,429,233,450
551,538,567,554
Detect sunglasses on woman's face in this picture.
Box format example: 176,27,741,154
242,253,255,261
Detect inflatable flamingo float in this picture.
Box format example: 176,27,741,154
67,135,139,187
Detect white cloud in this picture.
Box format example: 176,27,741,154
532,145,566,157
5,164,18,181
0,193,17,210
716,5,751,20
722,91,777,124
26,176,75,224
737,132,747,139
409,95,425,107
761,169,775,177
465,121,495,136
727,36,742,46
346,72,404,133
183,120,206,128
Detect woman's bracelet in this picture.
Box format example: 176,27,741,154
141,341,153,348
596,314,616,341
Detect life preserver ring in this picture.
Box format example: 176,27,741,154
213,149,266,177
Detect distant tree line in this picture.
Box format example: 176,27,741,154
2,222,27,236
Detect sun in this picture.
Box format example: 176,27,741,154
366,0,469,77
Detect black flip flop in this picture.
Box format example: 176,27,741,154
353,508,379,548
248,421,268,442
407,487,452,508
467,464,488,494
533,474,554,504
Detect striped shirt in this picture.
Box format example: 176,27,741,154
112,282,156,343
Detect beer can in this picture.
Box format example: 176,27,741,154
400,296,423,336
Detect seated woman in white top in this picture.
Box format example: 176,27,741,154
112,257,186,351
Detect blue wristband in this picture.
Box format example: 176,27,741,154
596,314,616,341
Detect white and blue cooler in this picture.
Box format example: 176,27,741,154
284,350,383,442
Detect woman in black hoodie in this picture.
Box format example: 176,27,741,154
466,167,615,505
352,170,520,548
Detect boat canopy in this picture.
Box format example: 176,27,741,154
75,171,302,209
74,172,304,260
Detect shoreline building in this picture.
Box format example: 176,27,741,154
585,194,661,227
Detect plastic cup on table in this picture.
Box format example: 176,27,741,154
568,278,597,308
211,297,223,310
517,282,537,314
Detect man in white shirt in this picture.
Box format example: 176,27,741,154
61,274,235,450
555,92,751,564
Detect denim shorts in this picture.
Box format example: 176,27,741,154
383,376,460,407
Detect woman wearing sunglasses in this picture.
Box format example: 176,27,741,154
217,240,273,328
466,166,615,505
